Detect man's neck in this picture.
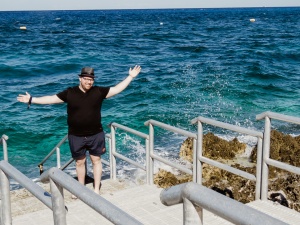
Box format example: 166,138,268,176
79,85,86,93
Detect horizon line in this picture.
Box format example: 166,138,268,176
1,6,299,12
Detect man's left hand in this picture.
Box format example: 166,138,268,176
129,65,141,78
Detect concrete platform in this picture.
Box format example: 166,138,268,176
247,200,300,225
11,180,183,225
8,179,300,225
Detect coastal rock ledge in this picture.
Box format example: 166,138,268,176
154,130,300,212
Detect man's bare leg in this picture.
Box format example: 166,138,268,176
90,154,102,194
73,155,86,199
76,155,87,185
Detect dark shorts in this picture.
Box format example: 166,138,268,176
68,132,106,159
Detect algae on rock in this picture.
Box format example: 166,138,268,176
154,130,300,212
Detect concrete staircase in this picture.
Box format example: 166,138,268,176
9,179,300,225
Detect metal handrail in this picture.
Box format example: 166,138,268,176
256,111,300,200
0,160,53,225
109,122,150,183
160,182,288,225
37,134,68,174
256,111,300,125
145,119,197,138
40,167,142,225
191,116,264,138
1,134,9,161
38,134,68,166
144,119,197,183
191,116,263,200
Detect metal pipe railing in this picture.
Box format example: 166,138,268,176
256,111,300,200
37,134,68,174
150,153,193,175
144,119,197,184
199,156,256,181
145,119,197,138
0,167,11,225
41,167,142,225
265,158,300,175
191,116,263,138
0,134,10,225
0,160,52,209
160,182,288,225
106,133,114,179
0,160,53,225
1,135,9,162
256,111,300,125
191,117,264,200
38,134,68,166
148,123,154,184
1,135,10,225
59,158,75,171
109,122,149,183
113,152,146,170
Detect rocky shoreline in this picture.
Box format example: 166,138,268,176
154,130,300,212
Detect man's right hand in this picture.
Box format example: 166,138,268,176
17,92,31,103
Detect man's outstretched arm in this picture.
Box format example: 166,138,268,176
106,65,141,98
17,92,64,104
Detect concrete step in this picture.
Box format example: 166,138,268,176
10,180,300,225
12,180,183,225
247,200,300,225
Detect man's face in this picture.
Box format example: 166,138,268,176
79,76,94,91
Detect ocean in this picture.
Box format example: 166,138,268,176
0,7,299,189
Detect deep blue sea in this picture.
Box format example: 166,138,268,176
0,8,299,188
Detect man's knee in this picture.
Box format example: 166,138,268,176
75,155,86,167
90,155,101,165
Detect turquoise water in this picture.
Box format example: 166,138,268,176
0,8,299,187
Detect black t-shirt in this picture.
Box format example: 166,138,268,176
57,86,110,136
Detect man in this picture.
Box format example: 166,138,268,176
17,65,141,196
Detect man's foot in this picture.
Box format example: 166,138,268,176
94,182,102,195
71,194,78,200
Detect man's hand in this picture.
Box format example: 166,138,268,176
17,92,31,103
129,65,141,78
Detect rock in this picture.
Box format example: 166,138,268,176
154,169,192,188
179,137,193,163
154,130,300,212
203,133,246,160
268,191,289,207
179,133,247,163
250,130,300,166
269,173,300,212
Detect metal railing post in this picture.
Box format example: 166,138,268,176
148,123,154,184
49,178,67,225
192,138,197,182
107,135,113,179
37,134,68,168
56,147,61,168
1,135,9,162
196,121,203,184
161,182,288,225
1,134,9,225
261,116,271,200
255,137,263,200
0,169,12,225
183,198,202,225
145,139,150,185
42,167,143,225
110,124,117,180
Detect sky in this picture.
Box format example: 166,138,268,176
0,0,299,11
